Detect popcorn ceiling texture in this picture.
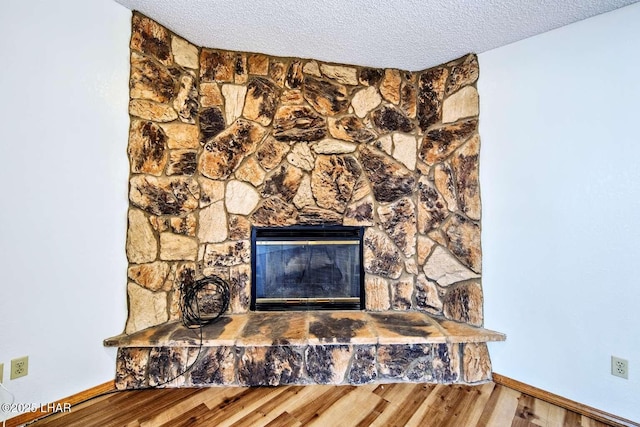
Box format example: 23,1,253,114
114,0,638,70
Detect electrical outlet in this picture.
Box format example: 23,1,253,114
10,356,28,380
611,356,628,379
0,362,3,383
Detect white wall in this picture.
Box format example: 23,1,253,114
480,2,640,422
0,0,130,418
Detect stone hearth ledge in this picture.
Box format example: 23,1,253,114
105,311,504,388
105,311,504,348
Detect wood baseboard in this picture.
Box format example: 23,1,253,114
493,373,639,427
4,380,116,427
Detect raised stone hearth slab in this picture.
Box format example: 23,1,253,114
106,311,504,389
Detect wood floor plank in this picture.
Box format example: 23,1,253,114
378,383,438,427
307,384,381,426
23,381,629,427
355,398,390,427
143,387,245,426
478,384,523,427
288,385,357,424
228,386,305,427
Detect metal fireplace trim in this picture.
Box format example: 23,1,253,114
250,225,365,311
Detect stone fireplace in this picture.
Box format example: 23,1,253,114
105,13,504,388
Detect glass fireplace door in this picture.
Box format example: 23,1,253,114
251,226,364,310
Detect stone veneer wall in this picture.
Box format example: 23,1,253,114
124,13,483,334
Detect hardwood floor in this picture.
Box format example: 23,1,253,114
19,382,628,427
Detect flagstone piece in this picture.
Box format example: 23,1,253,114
359,146,415,203
273,105,326,142
199,119,266,179
417,67,448,131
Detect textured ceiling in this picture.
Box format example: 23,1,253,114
114,0,638,71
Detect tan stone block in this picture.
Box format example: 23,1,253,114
250,197,298,226
420,119,478,165
235,157,266,187
200,49,234,82
160,123,199,149
130,176,199,216
303,60,321,77
434,162,458,212
130,14,171,65
303,77,349,116
287,143,315,171
226,180,260,215
269,60,287,87
229,215,251,240
312,139,357,154
199,82,224,107
443,281,483,326
365,276,391,311
359,146,414,203
256,136,289,170
234,53,248,84
463,343,492,383
248,53,269,75
423,246,479,287
172,73,198,124
417,176,448,234
199,119,266,179
442,86,479,123
280,89,305,105
311,155,361,213
130,52,175,103
380,69,401,104
392,133,417,170
351,86,382,118
374,135,393,156
445,54,479,96
125,282,168,333
159,232,197,261
328,116,376,143
417,67,448,131
273,105,326,142
417,235,436,266
128,261,171,292
171,35,199,69
229,264,251,313
343,195,374,226
400,82,417,118
128,120,168,176
452,135,481,220
391,278,414,310
320,64,358,85
129,100,177,122
364,228,403,280
198,201,228,243
293,174,315,210
221,84,247,125
415,274,443,314
127,209,157,264
166,149,197,176
378,197,416,257
198,177,225,208
443,213,481,273
285,60,304,89
243,77,280,125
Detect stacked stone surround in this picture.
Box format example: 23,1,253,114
119,13,489,387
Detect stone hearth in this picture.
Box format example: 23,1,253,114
109,12,503,388
106,311,504,388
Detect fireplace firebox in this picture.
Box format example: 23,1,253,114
251,226,364,311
